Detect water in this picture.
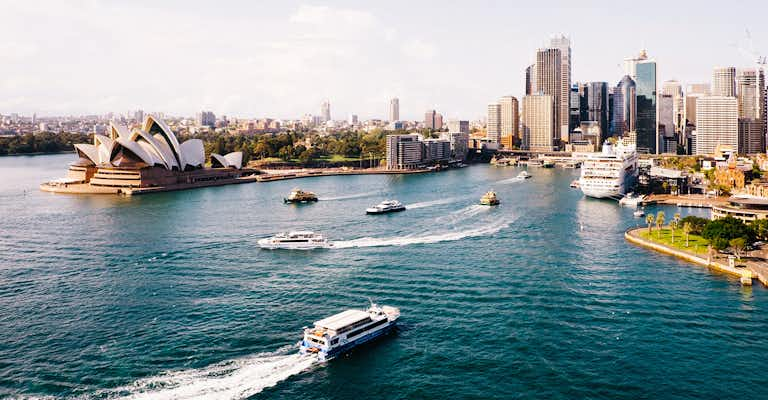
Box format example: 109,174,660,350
1,154,767,399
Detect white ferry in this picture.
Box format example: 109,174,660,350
517,171,531,179
577,140,638,199
299,303,400,361
366,200,406,214
257,231,333,250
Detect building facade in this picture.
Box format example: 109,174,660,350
389,98,399,122
737,68,767,154
694,96,738,155
486,103,502,144
499,96,519,143
534,48,562,147
712,67,736,97
386,134,423,170
634,55,657,154
549,35,572,141
612,75,637,136
522,94,555,151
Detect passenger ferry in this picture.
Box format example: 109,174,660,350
366,200,406,214
299,302,400,361
479,191,500,206
517,171,531,179
578,140,638,199
258,231,333,250
284,188,318,203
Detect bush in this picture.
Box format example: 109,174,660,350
701,216,755,245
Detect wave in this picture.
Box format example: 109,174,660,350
96,347,316,400
319,191,378,201
332,219,511,249
406,197,461,210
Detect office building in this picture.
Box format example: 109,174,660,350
522,94,555,151
550,35,572,140
440,131,470,161
737,68,767,154
321,100,331,122
695,96,738,155
659,94,675,137
685,83,710,126
623,49,649,80
423,139,451,163
486,103,502,143
348,114,359,125
499,96,519,141
612,75,636,136
632,51,657,153
525,64,536,95
569,84,581,131
585,82,609,140
712,67,736,97
197,111,216,128
661,80,684,133
534,48,562,146
386,134,423,170
424,109,443,130
389,98,400,122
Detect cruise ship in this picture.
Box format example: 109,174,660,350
258,231,332,250
299,303,400,361
578,140,638,199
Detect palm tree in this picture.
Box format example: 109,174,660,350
674,213,681,226
683,222,692,247
670,220,678,243
646,214,655,235
656,211,665,239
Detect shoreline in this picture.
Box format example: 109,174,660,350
624,227,760,286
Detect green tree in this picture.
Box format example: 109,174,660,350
680,216,708,234
701,216,756,244
646,214,655,234
729,237,747,260
278,145,294,161
683,222,693,247
670,219,679,243
656,211,665,238
750,219,768,240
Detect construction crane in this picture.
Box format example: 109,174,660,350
738,29,767,68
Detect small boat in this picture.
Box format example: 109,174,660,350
366,200,406,214
258,231,332,250
570,180,580,188
479,191,500,206
517,171,531,179
633,209,645,218
619,193,645,208
284,188,318,203
299,302,400,362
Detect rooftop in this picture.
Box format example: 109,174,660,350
314,309,370,331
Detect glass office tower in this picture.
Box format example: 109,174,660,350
635,61,657,153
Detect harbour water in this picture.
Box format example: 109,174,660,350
1,154,767,399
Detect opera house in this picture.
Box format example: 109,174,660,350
41,115,252,195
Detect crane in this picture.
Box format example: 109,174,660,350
738,29,767,68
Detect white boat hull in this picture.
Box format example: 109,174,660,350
257,239,332,250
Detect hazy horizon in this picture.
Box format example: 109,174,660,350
2,0,766,120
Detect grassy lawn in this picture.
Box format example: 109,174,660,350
320,155,362,162
638,228,710,256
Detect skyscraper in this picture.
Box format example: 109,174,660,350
389,98,400,122
499,96,520,140
712,67,737,97
737,68,767,154
135,109,144,124
569,84,581,131
661,80,684,134
585,82,609,140
534,48,561,147
197,111,216,128
424,109,443,130
695,96,738,155
549,35,572,141
685,83,710,127
321,100,331,122
658,94,675,137
623,49,648,80
525,64,536,95
522,94,555,151
486,103,502,144
632,51,657,153
612,75,636,136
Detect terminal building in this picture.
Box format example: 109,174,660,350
42,115,245,194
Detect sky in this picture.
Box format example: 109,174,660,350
2,0,767,120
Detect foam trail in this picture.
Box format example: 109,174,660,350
98,349,316,400
333,219,510,249
495,177,524,185
406,197,460,210
319,191,378,201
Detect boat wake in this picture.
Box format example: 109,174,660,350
494,176,524,185
96,348,316,400
406,197,461,210
332,219,510,249
319,191,378,201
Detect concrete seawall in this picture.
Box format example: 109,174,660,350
624,228,754,284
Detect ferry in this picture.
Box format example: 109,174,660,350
479,191,500,206
619,193,645,208
517,171,531,179
299,302,400,361
258,231,333,250
366,200,406,214
284,188,318,203
542,159,555,168
633,208,645,218
578,139,638,199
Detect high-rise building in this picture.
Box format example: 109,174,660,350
486,103,502,144
632,51,657,153
623,49,648,80
569,84,581,131
525,64,536,95
661,80,684,133
434,113,443,130
695,96,738,155
447,120,469,134
585,82,609,140
424,109,443,130
685,83,710,126
386,134,423,169
549,35,572,141
440,131,469,161
534,48,561,147
611,75,636,136
499,96,519,140
197,111,216,128
389,98,400,122
321,100,331,122
522,94,555,151
737,68,767,154
348,114,359,125
658,94,675,137
135,109,144,124
712,67,736,97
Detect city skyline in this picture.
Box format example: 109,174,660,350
2,0,767,120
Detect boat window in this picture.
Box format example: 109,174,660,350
336,317,373,334
346,318,389,339
331,338,339,345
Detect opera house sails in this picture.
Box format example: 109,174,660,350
41,115,249,195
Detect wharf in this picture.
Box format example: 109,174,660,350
625,227,760,286
255,167,430,182
642,194,729,209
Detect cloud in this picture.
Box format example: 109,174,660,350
401,39,438,59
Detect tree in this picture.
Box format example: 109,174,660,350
298,147,318,164
701,216,756,244
278,145,294,161
670,219,679,243
729,237,747,260
750,219,768,241
683,222,693,247
646,214,655,234
656,211,665,238
680,216,708,235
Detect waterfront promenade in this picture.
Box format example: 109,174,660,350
642,194,730,208
624,227,768,286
